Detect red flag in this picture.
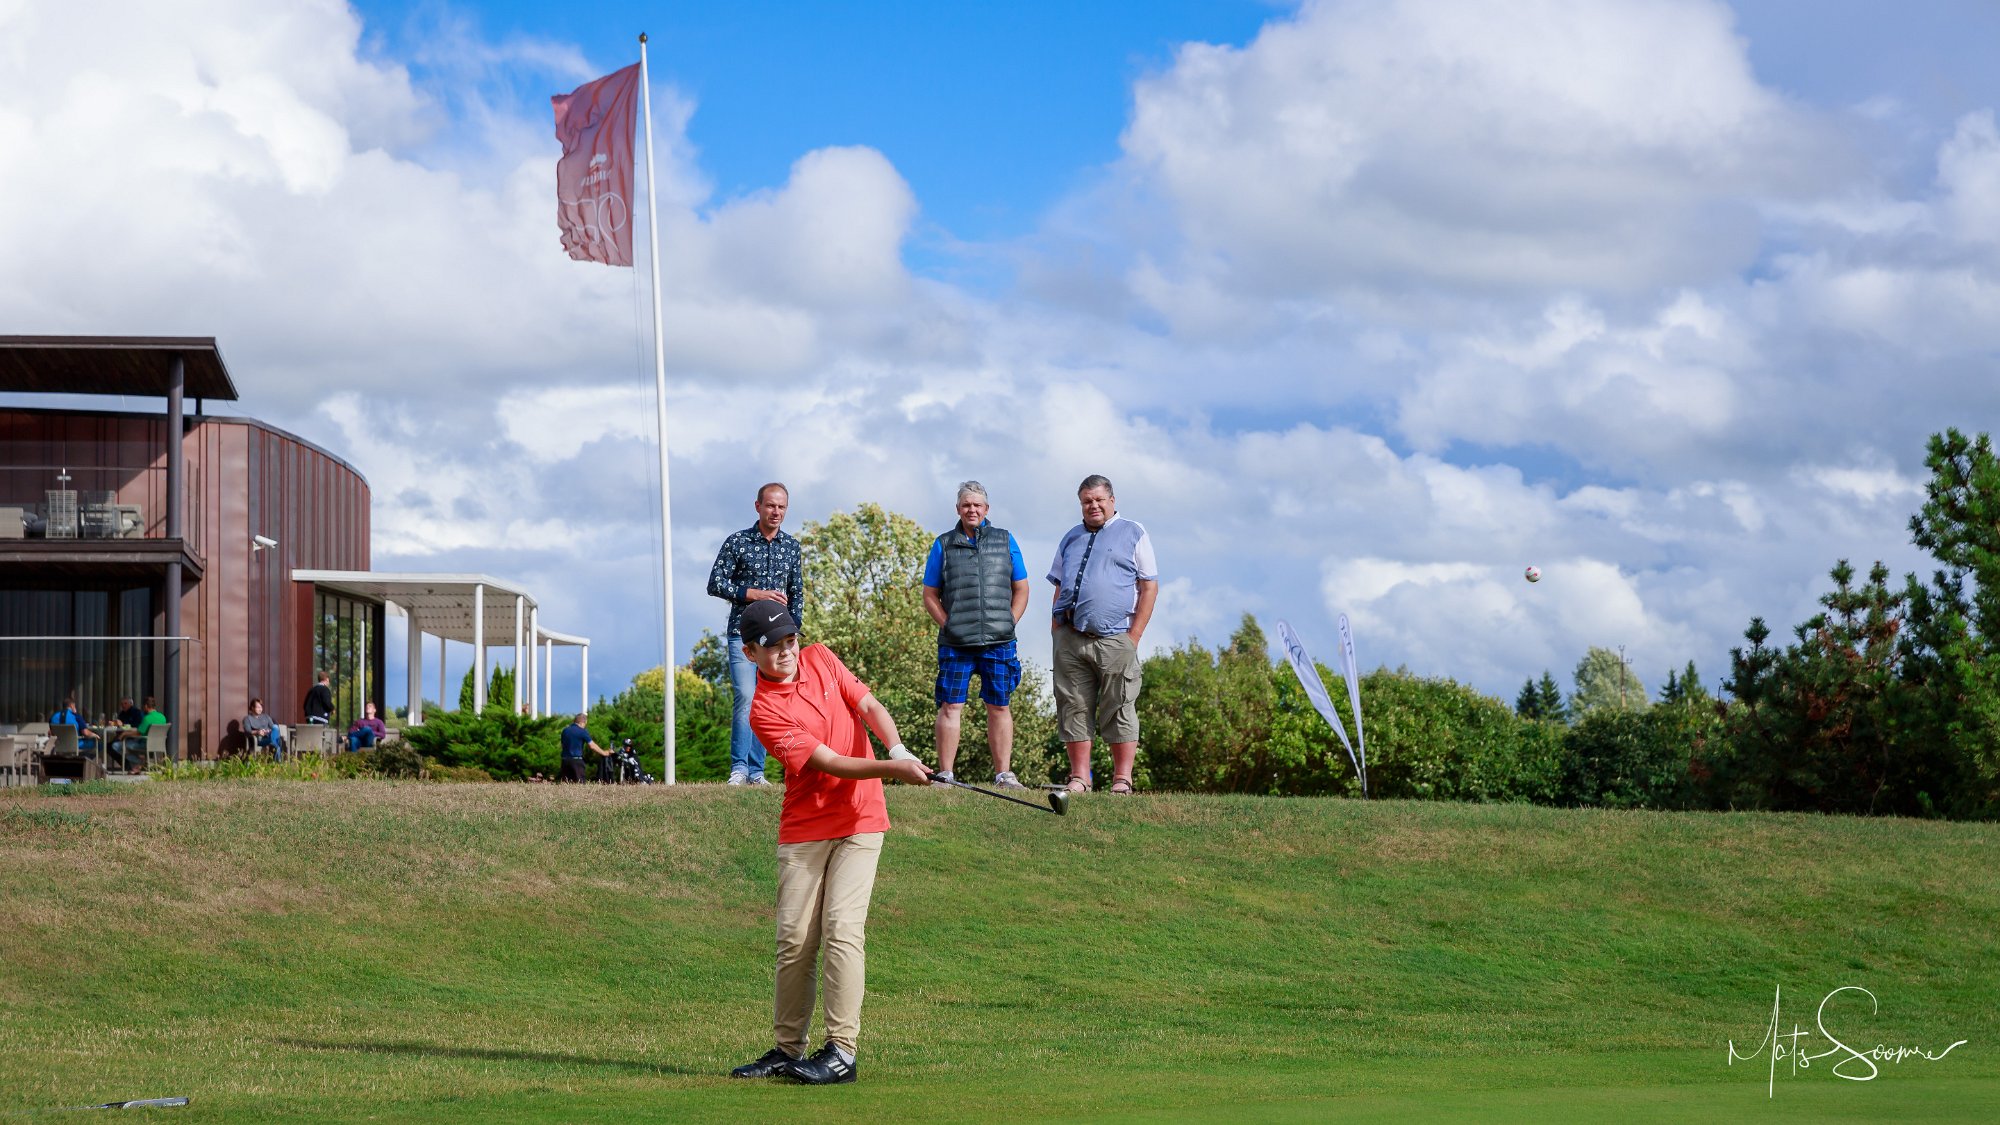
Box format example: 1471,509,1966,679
552,63,640,266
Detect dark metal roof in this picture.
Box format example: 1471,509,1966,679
0,336,239,400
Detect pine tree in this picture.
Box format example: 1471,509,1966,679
1537,671,1566,722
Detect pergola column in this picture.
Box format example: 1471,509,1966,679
543,636,553,716
513,595,524,714
528,605,540,717
406,615,424,725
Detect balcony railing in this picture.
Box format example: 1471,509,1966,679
0,454,203,553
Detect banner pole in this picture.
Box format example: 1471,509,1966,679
639,33,676,783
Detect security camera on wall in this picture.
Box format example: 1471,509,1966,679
252,534,278,550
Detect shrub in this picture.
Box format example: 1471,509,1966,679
1560,710,1676,809
400,711,565,780
1360,669,1552,802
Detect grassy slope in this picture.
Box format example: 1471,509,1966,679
0,782,1995,1122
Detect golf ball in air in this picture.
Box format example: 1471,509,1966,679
1524,566,1541,583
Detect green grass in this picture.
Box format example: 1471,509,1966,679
0,781,1995,1121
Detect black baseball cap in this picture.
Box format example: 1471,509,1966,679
740,601,800,647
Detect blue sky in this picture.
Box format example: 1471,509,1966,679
352,1,1279,248
7,0,2000,712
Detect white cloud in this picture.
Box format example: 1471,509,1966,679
1117,0,1841,309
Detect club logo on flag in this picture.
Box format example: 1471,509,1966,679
552,63,640,266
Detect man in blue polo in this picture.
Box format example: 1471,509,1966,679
921,481,1031,790
1047,474,1158,795
559,712,610,783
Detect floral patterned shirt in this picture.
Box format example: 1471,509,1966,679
707,524,805,638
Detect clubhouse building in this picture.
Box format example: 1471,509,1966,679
0,336,590,761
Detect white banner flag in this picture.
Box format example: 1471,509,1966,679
1336,613,1367,788
1276,619,1363,790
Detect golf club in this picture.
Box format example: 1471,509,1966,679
928,771,1069,816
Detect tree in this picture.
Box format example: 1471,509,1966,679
1721,561,1915,814
1903,428,2000,814
595,664,730,782
1516,670,1566,722
457,664,517,714
1570,646,1646,716
1658,661,1709,708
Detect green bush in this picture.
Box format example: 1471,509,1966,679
1360,669,1555,802
1139,616,1278,792
400,711,566,781
1559,708,1700,810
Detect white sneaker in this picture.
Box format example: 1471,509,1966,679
930,770,955,788
747,772,770,786
993,771,1026,790
727,770,748,786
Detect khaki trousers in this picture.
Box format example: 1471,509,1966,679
773,831,884,1056
1053,626,1142,743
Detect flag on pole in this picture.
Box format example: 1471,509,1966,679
1336,613,1367,787
1275,619,1363,791
552,63,640,266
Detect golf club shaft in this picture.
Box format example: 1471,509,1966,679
931,773,1060,814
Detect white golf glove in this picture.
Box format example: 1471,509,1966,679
886,744,918,763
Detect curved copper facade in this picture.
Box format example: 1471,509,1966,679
0,407,373,757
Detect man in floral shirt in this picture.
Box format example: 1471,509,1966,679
707,482,805,785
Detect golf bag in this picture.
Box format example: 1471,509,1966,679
596,739,655,785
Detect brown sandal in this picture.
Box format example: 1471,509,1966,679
1065,775,1092,793
1108,777,1136,795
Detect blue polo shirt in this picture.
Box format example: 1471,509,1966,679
560,723,595,760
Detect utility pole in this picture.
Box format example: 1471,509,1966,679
1618,645,1633,710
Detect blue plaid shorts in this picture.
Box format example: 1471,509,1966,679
935,639,1022,707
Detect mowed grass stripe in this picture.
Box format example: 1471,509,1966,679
0,781,1994,1122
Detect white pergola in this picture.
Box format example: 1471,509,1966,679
292,570,591,724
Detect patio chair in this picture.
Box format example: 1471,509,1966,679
49,724,80,758
291,724,332,757
143,724,172,772
0,736,34,787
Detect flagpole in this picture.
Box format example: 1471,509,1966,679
638,32,676,784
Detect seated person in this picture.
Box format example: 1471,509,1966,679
242,697,284,759
109,696,146,765
50,695,100,752
110,698,168,770
347,701,388,753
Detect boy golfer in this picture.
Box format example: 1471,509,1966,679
728,600,931,1085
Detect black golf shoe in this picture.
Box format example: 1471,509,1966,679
729,1047,798,1079
787,1042,857,1085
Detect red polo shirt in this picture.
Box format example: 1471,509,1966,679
749,643,892,844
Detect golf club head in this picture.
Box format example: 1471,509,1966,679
1047,789,1070,816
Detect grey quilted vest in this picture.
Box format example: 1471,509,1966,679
936,523,1017,648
